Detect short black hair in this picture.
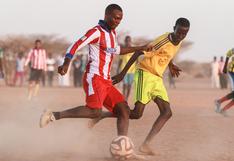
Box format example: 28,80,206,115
105,4,122,15
175,17,190,28
35,39,41,43
125,35,131,40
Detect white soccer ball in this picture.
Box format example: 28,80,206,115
110,136,134,160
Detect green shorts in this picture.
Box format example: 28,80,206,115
134,69,169,104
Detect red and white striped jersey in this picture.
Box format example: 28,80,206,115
66,20,120,80
25,48,47,70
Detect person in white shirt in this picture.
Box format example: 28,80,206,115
211,56,220,88
13,52,25,86
46,53,56,87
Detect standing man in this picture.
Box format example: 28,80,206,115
89,18,190,155
46,53,56,87
40,4,150,139
118,36,136,100
24,39,47,100
0,48,4,80
13,52,25,87
211,56,220,89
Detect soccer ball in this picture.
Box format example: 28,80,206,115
110,136,134,160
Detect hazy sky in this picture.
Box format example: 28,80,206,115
1,0,234,62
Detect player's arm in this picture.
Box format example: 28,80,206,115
168,60,182,77
112,51,143,84
117,58,123,74
119,43,153,55
223,57,229,74
24,49,32,67
58,29,99,75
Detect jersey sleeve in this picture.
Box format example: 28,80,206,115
65,28,100,59
24,49,33,66
226,48,234,58
143,34,169,57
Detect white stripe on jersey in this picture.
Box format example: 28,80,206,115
86,73,94,96
66,30,100,56
25,49,47,70
103,31,112,79
66,25,120,80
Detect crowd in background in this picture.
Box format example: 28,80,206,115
0,46,87,88
211,55,234,90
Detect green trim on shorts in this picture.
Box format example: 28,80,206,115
136,69,143,101
134,69,169,104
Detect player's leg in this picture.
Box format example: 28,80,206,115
219,99,234,116
40,74,107,128
54,107,102,119
33,82,40,96
138,71,170,155
27,68,35,100
104,85,130,136
88,101,146,128
130,101,146,119
27,81,34,100
88,111,114,128
112,102,130,135
139,97,172,155
33,70,43,97
215,91,234,112
40,105,103,128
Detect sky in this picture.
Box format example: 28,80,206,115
0,0,234,62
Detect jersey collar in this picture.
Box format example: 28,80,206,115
98,20,112,33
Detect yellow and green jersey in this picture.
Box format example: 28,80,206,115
120,52,136,74
226,48,234,58
228,59,234,72
138,33,182,77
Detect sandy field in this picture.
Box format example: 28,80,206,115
0,78,234,161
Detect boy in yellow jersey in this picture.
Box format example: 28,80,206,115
215,48,234,116
89,17,190,155
118,36,136,100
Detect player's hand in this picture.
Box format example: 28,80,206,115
112,72,125,85
143,43,154,52
58,64,69,75
58,57,71,75
169,64,182,77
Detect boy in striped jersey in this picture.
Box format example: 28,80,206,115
90,18,190,155
24,39,47,100
40,4,151,138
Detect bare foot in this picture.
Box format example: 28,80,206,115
87,118,100,129
139,144,156,156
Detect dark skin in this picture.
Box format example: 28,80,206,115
89,24,189,155
57,9,152,136
223,57,229,74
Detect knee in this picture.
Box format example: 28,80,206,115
130,110,143,119
160,108,172,119
114,103,130,118
90,109,102,118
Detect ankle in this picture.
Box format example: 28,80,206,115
53,112,60,120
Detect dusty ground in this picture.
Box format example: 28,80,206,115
0,78,234,161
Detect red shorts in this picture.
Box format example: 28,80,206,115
83,73,126,112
